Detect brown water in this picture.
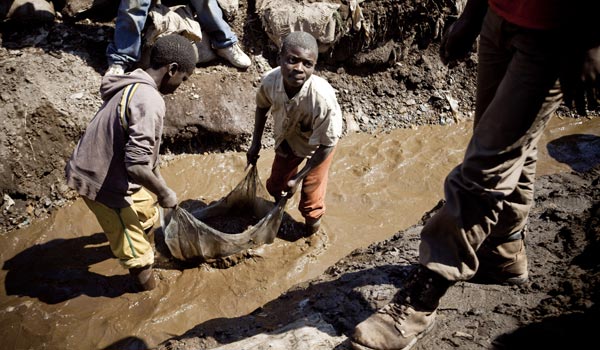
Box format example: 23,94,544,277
0,116,598,350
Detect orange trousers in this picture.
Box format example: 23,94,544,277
266,146,336,221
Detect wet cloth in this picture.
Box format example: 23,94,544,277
256,67,343,158
266,142,336,221
65,69,164,208
419,8,563,281
161,166,288,261
84,188,157,269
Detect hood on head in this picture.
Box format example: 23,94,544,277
99,69,157,101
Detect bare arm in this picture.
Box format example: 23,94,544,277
560,3,600,115
246,106,270,165
127,163,177,208
285,144,335,196
439,0,488,66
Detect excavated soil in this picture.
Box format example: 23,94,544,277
1,1,599,349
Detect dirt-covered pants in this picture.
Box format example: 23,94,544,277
84,188,158,269
419,8,564,281
266,144,336,221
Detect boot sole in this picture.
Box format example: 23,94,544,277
350,318,436,350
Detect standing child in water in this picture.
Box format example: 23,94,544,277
246,31,343,236
65,34,197,292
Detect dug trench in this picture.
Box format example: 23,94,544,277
1,0,600,349
1,0,478,233
1,119,599,350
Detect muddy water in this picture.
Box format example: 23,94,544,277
0,116,598,350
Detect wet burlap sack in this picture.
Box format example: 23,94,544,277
160,166,287,261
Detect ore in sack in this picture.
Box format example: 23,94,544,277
160,165,288,261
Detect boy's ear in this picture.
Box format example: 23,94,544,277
167,62,179,76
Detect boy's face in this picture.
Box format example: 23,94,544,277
159,66,192,95
279,45,317,90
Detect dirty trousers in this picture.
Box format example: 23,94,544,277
419,9,564,281
83,188,158,269
266,146,336,221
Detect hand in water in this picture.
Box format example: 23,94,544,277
561,46,600,115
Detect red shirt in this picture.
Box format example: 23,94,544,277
489,0,565,30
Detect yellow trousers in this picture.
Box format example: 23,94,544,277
84,188,158,269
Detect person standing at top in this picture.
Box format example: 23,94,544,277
350,0,600,349
105,0,250,76
66,34,197,292
246,31,343,236
188,0,251,69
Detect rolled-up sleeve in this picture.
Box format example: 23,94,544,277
124,88,165,166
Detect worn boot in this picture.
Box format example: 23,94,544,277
305,217,322,236
129,265,157,292
472,229,528,285
351,265,453,350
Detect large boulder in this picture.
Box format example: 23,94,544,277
1,0,55,23
61,0,117,19
161,66,262,152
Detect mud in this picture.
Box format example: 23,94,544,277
0,1,599,350
195,209,260,234
0,0,479,233
159,167,600,350
0,117,598,350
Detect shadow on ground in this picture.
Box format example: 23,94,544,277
2,232,134,304
547,134,600,172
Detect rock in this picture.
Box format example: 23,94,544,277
2,0,55,23
161,69,257,148
2,194,15,212
212,313,346,350
453,331,474,340
61,0,115,19
217,0,238,20
344,113,360,133
350,40,398,67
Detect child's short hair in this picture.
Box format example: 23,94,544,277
150,34,197,73
280,31,318,58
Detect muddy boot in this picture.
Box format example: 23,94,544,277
304,217,322,236
351,265,453,350
472,229,528,286
129,265,157,292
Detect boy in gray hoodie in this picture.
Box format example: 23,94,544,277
65,34,197,291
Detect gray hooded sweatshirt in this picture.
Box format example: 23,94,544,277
65,69,165,208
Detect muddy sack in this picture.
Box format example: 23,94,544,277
256,0,341,53
160,166,287,261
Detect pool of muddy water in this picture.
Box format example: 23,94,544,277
0,116,598,349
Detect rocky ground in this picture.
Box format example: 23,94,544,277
158,167,600,350
1,0,599,349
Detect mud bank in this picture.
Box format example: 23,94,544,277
160,165,600,350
